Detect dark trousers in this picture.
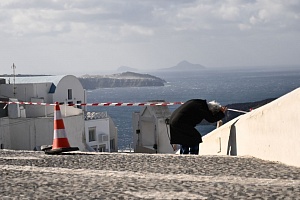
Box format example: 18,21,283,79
180,144,199,155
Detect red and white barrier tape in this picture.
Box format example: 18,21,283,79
0,101,184,107
0,101,55,106
0,101,248,113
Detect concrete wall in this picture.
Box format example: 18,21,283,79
0,83,52,102
60,104,83,116
108,117,118,152
132,112,140,150
25,105,53,118
6,103,83,119
63,115,86,151
8,117,54,150
3,114,86,151
156,118,175,154
200,87,300,167
0,118,11,149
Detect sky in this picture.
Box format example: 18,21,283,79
0,0,300,75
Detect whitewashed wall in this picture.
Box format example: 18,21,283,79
53,75,86,105
156,118,175,153
108,117,118,152
63,115,86,151
0,83,52,102
4,114,86,151
0,118,11,149
85,118,110,152
200,87,300,167
132,106,173,154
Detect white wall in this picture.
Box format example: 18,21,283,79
132,106,174,154
85,118,110,152
140,117,156,147
8,118,54,150
156,118,174,153
200,87,300,167
4,114,87,151
132,112,140,151
108,117,118,152
13,104,82,118
63,115,86,151
0,118,11,149
0,83,52,102
53,75,86,105
60,104,83,116
25,105,53,118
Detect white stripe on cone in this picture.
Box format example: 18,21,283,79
54,127,67,139
55,109,62,120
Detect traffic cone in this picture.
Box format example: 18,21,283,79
45,102,79,154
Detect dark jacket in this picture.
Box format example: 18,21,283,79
169,99,225,145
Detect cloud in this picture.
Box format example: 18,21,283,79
1,0,299,38
120,24,154,37
0,0,299,74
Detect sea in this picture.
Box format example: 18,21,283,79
86,66,300,150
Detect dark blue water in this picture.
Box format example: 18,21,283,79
87,67,300,149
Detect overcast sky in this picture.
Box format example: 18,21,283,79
0,0,299,75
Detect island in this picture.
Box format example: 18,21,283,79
160,60,205,71
78,71,166,90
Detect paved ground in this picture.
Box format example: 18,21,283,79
1,150,300,199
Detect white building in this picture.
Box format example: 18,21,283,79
0,75,85,105
85,111,118,152
0,75,118,152
132,101,174,154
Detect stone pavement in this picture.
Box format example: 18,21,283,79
1,150,300,199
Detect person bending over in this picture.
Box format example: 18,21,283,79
169,99,227,155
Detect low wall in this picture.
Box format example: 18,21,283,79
5,114,86,151
200,87,300,167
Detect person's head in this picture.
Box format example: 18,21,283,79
207,100,221,113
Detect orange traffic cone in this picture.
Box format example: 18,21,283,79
45,102,79,154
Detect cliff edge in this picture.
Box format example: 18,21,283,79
78,72,166,90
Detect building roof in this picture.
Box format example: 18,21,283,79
0,75,65,86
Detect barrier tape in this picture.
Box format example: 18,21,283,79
227,108,248,114
0,101,183,107
0,101,248,113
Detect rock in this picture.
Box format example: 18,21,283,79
78,72,166,89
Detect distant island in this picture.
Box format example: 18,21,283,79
160,60,205,71
78,72,166,90
117,66,138,72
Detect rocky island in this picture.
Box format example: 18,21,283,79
78,71,166,90
160,60,206,71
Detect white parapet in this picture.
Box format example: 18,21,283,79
201,87,300,167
